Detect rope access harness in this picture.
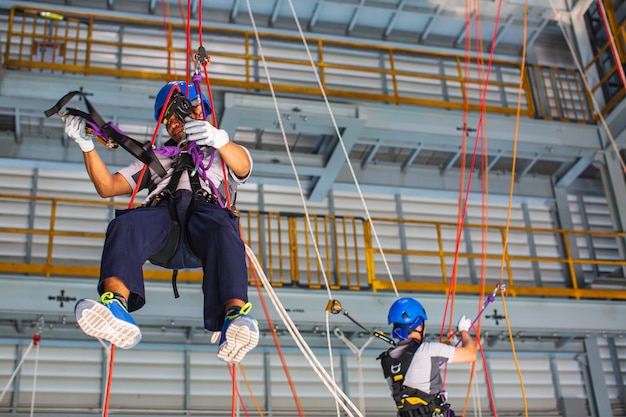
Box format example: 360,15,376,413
41,7,241,414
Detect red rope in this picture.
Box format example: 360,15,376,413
230,364,237,417
441,0,504,336
203,64,217,128
439,0,475,344
185,1,192,94
128,85,181,207
439,7,503,417
197,0,203,46
102,346,115,417
103,54,182,417
227,364,252,417
196,36,233,210
191,7,239,413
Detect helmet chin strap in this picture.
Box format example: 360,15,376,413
393,323,426,341
410,325,425,342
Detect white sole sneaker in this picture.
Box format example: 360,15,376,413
217,316,259,363
75,299,142,349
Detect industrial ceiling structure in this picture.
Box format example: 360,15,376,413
1,0,620,204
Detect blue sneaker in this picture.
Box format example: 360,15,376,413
217,302,259,363
75,292,142,349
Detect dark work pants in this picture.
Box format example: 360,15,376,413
99,190,248,331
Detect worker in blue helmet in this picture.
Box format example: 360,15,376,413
378,297,477,417
64,80,258,364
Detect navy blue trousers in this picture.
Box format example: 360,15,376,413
99,190,248,331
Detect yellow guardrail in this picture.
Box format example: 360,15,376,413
366,217,626,300
4,5,616,123
0,194,369,289
1,193,626,301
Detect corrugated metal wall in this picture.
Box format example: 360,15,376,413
1,167,625,416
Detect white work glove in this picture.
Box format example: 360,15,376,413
184,120,230,149
64,114,95,153
457,315,472,333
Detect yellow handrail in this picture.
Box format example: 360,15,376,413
364,217,626,300
1,193,626,301
5,6,617,123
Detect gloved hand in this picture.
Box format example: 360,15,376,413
184,120,230,149
457,315,472,333
64,114,95,153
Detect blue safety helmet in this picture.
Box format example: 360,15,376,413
388,297,428,340
153,81,212,122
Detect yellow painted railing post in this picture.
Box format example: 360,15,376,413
363,220,376,291
288,216,299,286
351,217,361,289
266,212,274,283
45,200,57,278
561,229,580,298
3,7,15,65
244,32,250,91
341,217,350,288
85,16,93,72
275,213,283,285
304,216,312,287
500,228,515,295
437,224,448,285
389,49,400,106
318,40,325,90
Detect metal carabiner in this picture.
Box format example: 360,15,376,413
194,45,210,74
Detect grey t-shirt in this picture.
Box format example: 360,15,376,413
386,341,456,394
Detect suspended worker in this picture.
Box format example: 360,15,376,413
379,297,477,417
64,80,259,363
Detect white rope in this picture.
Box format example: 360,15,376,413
548,0,626,171
335,329,376,416
0,340,35,402
246,245,364,417
283,0,399,297
325,311,341,417
29,340,40,417
241,3,345,414
472,363,482,417
243,0,333,301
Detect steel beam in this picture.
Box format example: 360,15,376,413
2,275,626,342
584,337,614,417
308,118,365,201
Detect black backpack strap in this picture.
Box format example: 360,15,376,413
146,152,198,272
147,152,192,267
379,341,434,412
146,189,181,267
